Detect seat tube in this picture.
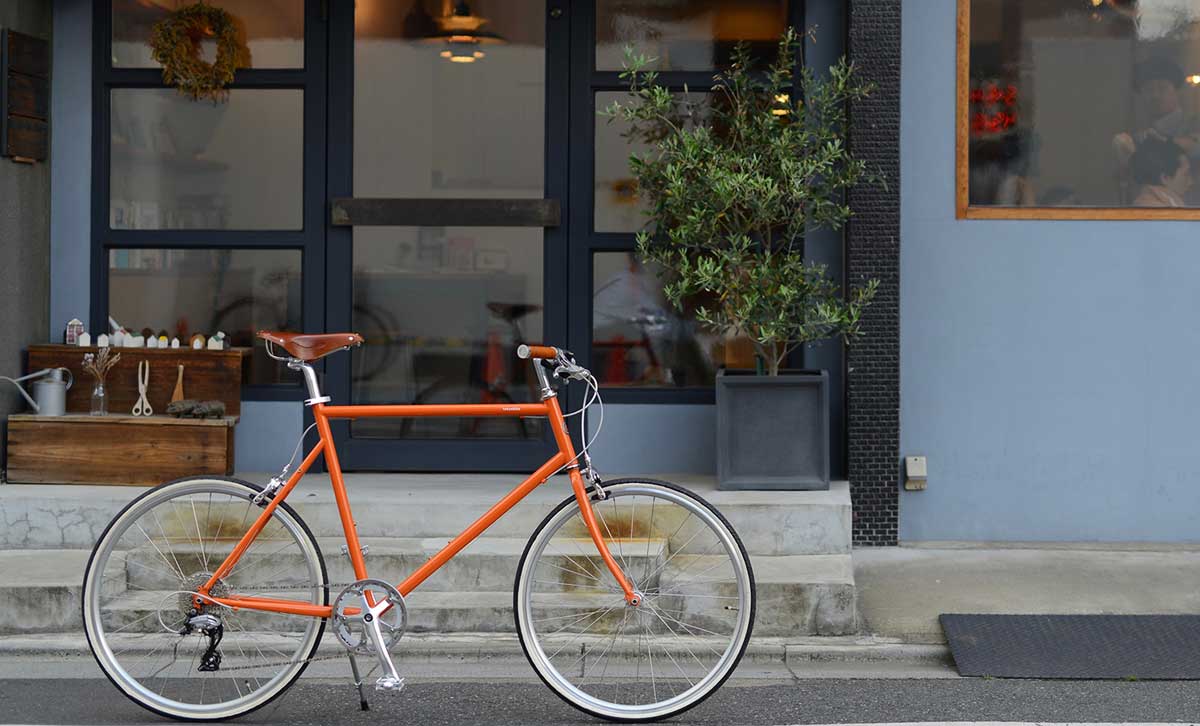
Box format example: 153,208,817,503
311,403,369,580
544,395,637,603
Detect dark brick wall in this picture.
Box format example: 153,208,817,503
846,0,901,546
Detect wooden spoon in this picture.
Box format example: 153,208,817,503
171,364,185,403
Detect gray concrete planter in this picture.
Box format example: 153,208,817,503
716,369,830,491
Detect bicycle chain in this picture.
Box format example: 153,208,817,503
179,580,383,675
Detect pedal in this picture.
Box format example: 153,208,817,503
375,674,406,693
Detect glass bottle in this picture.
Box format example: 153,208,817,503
91,381,107,416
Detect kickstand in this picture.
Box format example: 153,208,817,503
347,652,370,711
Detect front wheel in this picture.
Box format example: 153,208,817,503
514,479,755,722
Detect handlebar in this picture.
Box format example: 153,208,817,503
517,344,560,360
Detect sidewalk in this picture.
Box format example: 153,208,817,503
854,544,1200,643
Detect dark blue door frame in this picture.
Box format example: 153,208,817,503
321,0,845,476
323,1,570,472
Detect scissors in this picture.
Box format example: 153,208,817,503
133,360,153,416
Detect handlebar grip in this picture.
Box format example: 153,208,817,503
517,344,558,360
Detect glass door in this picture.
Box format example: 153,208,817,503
325,0,569,470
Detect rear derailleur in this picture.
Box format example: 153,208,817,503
181,611,224,672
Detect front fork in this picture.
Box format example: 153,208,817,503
540,382,641,607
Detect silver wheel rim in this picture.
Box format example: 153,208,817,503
83,479,325,720
517,482,753,721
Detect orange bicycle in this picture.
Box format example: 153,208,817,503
82,331,755,722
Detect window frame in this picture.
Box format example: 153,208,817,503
90,0,327,400
955,0,1200,221
570,0,805,405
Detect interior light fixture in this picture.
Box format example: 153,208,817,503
422,1,505,64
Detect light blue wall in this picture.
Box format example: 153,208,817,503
900,0,1200,542
50,0,91,339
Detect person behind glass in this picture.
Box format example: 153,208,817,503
1114,58,1200,201
1130,137,1192,207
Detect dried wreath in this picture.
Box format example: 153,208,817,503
149,3,247,102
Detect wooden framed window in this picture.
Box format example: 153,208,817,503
957,0,1200,220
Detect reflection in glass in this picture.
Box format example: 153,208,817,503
967,0,1200,208
351,228,544,439
352,1,546,440
110,89,303,230
595,0,786,71
112,0,305,68
592,252,722,388
108,249,302,385
595,92,711,232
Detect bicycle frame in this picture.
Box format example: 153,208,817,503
198,385,636,619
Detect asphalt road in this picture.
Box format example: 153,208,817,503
1,678,1198,725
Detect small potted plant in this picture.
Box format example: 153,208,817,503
603,29,879,490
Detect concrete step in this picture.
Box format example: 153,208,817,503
0,475,851,556
122,536,668,593
0,549,855,637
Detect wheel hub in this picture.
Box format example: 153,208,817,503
178,571,229,615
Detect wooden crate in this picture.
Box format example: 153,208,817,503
6,414,235,486
27,345,244,418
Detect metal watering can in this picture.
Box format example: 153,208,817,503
1,368,74,416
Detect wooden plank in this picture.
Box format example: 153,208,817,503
27,345,245,418
961,206,1200,221
6,417,234,486
331,198,561,227
955,0,970,220
8,414,236,427
3,114,45,159
6,72,48,119
2,30,49,78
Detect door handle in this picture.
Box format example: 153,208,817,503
331,198,560,227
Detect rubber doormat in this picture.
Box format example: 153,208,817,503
940,614,1200,679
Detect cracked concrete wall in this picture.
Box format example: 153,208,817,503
0,1,53,474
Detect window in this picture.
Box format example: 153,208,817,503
108,249,302,385
959,0,1200,218
95,1,320,398
594,91,711,233
592,252,729,387
112,0,305,69
586,2,796,397
595,0,786,71
110,89,304,230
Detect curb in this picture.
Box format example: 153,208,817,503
0,632,952,666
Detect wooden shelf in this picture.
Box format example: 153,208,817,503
6,414,236,486
27,345,244,417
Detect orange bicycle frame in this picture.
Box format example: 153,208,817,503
199,391,636,619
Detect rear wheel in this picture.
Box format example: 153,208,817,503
514,479,755,722
82,477,327,721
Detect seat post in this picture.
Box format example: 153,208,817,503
288,360,330,405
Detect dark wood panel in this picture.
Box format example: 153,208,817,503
331,198,561,227
6,72,48,119
3,114,45,159
6,414,235,486
27,345,245,418
2,29,49,78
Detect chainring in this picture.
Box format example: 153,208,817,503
332,578,407,655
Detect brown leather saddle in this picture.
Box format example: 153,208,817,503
257,330,364,361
